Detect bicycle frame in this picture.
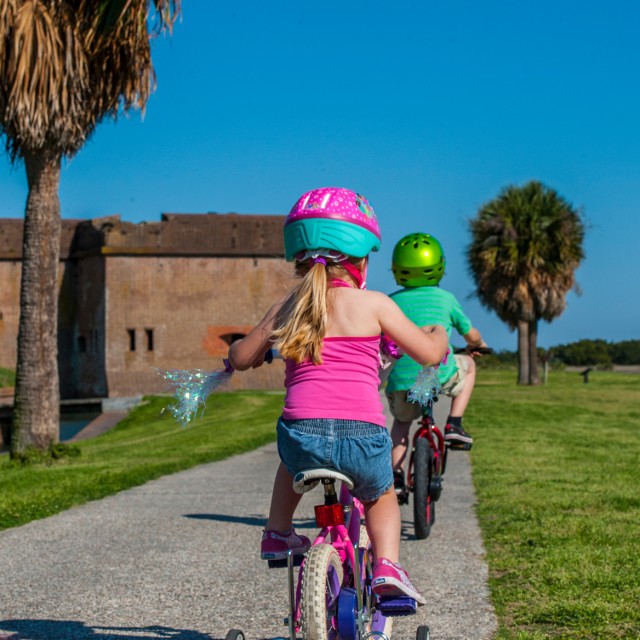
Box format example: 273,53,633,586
407,404,447,490
276,472,418,640
288,481,367,637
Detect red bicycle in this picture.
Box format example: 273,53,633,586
395,399,447,540
396,346,493,539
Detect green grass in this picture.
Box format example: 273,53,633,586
0,391,283,531
0,366,15,388
2,371,639,638
468,370,640,639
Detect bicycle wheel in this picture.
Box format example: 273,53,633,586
413,437,434,539
416,624,431,640
224,630,245,640
301,543,344,640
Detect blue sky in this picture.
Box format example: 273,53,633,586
1,0,638,351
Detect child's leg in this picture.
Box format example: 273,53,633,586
265,462,303,532
387,391,419,472
449,355,476,418
367,487,426,604
364,487,401,562
262,462,310,560
390,418,412,471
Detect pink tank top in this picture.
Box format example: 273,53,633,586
282,336,385,427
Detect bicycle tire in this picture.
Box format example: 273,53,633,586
301,543,344,640
413,437,434,539
224,630,245,640
416,624,431,640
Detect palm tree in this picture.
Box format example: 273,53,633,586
0,0,180,456
467,180,585,385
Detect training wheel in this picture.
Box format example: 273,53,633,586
416,625,430,640
225,630,245,640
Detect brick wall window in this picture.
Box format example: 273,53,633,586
203,326,253,357
145,328,154,351
220,332,247,345
127,328,136,352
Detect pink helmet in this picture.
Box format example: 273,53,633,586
283,187,381,261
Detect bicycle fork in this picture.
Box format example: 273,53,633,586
283,550,297,640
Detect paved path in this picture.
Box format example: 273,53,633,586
0,399,497,640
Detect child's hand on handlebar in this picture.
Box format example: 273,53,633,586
465,345,493,357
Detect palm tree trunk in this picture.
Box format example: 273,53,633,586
528,319,539,385
517,320,529,385
11,151,62,456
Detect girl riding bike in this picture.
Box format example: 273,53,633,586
227,187,448,604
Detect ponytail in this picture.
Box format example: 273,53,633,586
272,257,365,364
272,262,328,364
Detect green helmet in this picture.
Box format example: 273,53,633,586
392,233,446,287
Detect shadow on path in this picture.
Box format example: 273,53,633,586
184,513,316,529
0,620,215,640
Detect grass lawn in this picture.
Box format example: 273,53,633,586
1,370,639,638
0,391,283,531
468,370,640,640
0,366,15,388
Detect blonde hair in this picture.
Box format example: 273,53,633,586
272,258,364,364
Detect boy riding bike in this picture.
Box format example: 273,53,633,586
385,233,488,487
227,189,448,604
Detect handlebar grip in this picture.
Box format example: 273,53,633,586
454,346,494,355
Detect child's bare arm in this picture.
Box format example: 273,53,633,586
463,328,489,355
375,294,449,365
227,302,281,371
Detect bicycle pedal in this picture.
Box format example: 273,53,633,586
376,596,417,616
267,555,304,569
446,441,472,451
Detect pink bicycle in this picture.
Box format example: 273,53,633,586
218,349,430,638
262,467,430,640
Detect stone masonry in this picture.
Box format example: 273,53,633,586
0,213,292,399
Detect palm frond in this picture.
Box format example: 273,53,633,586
0,0,181,160
467,180,586,326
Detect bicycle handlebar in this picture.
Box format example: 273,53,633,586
453,346,494,355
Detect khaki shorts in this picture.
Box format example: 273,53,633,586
386,355,470,422
440,354,470,397
386,390,423,422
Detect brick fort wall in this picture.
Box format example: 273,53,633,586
0,213,293,398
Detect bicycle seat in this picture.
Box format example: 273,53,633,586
293,468,355,494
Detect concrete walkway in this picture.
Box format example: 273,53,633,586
0,399,497,640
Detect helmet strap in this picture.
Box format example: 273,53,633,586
341,260,367,290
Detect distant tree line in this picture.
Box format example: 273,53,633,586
549,339,640,367
456,339,640,369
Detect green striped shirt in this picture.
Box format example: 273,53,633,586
386,286,473,391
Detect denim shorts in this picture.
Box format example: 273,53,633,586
276,417,393,503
